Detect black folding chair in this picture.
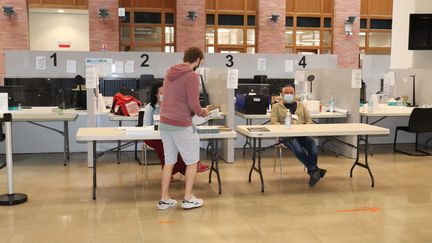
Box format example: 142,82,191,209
393,108,432,156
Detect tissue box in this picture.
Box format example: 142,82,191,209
304,100,320,114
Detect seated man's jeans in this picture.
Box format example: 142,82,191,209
280,136,318,174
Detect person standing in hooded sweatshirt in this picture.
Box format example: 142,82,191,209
157,47,209,210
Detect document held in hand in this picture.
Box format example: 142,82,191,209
192,108,220,125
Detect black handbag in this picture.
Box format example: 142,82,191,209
199,74,210,107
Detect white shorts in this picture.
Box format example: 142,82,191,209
159,126,200,165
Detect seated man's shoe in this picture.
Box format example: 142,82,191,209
197,162,210,173
318,168,327,178
308,170,321,187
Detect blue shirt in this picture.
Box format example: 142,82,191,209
143,103,160,126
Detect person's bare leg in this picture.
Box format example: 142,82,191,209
161,164,175,201
184,163,198,200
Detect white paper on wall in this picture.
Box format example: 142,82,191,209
294,70,305,85
66,60,77,73
114,61,124,74
389,71,395,86
125,60,134,73
227,69,239,89
257,58,266,71
0,93,8,111
351,69,362,88
285,60,294,73
35,56,46,70
85,65,98,89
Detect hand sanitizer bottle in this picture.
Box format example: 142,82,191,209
285,109,292,129
328,92,335,113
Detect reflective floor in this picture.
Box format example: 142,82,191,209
1,146,432,243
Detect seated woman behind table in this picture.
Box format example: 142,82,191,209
270,85,326,187
143,81,209,175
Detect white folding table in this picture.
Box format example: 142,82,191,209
236,123,389,192
2,108,78,165
76,127,236,199
236,111,348,154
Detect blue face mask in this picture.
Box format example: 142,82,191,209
158,95,163,103
284,94,294,103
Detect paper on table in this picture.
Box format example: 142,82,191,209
333,108,350,114
294,70,305,85
36,56,46,70
66,60,76,73
351,69,362,88
227,69,239,89
285,60,294,73
118,126,154,135
114,61,124,74
257,58,266,71
125,60,134,73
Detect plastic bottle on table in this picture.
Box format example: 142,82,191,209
285,109,292,129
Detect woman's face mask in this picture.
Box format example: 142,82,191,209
283,94,294,103
158,94,163,103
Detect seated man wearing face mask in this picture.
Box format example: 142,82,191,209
270,85,327,187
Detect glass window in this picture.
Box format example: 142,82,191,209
324,18,332,28
247,47,255,54
369,32,391,47
165,13,174,24
133,46,161,52
121,12,130,23
206,14,215,25
285,29,293,45
360,32,366,47
285,47,293,54
370,19,392,30
323,30,331,46
297,17,321,28
218,15,244,26
165,26,174,44
134,27,162,43
206,28,215,44
360,19,367,29
134,12,162,24
247,15,255,26
286,16,293,27
322,48,332,54
296,30,320,46
218,28,244,44
247,29,255,45
121,26,130,42
165,46,174,53
207,46,215,53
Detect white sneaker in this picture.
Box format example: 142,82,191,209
181,197,204,209
157,198,177,210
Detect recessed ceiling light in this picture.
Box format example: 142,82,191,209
58,9,64,13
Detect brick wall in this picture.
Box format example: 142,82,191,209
176,0,205,52
0,0,29,85
88,0,119,51
333,0,361,68
257,0,286,53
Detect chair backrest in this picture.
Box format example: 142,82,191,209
408,108,432,132
137,111,145,127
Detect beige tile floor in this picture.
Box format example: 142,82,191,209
1,145,432,243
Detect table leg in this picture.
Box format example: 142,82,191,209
93,141,97,200
63,121,70,166
242,119,252,156
209,139,222,194
350,135,374,187
117,121,122,164
257,138,264,193
248,138,256,182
